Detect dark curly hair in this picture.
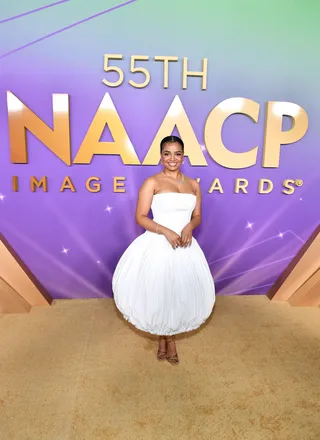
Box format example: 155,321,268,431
160,135,184,153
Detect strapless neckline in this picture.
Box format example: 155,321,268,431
154,192,196,197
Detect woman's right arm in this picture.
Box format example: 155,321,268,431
135,178,181,249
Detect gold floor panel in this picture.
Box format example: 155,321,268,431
0,296,319,440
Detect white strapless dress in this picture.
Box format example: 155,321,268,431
112,192,215,335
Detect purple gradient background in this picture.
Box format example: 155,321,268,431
0,1,319,299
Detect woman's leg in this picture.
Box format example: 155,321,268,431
157,335,167,360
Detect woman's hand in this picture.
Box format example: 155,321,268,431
181,224,193,247
163,229,182,250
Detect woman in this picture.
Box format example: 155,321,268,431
112,135,215,365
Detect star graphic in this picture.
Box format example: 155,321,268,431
0,193,6,203
245,221,254,230
200,144,206,151
278,232,284,239
61,247,70,255
104,205,113,213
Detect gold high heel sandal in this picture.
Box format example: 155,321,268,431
166,336,179,365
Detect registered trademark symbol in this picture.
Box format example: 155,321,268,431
295,179,303,187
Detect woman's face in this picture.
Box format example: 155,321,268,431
161,142,184,172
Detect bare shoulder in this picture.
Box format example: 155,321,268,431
184,175,201,193
139,174,162,193
152,171,165,181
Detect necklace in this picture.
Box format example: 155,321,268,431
162,171,184,185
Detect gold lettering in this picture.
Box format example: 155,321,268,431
114,176,126,193
129,55,150,88
143,95,207,165
60,176,76,192
7,92,71,165
74,93,140,165
31,176,48,192
259,178,273,194
86,177,101,193
235,178,248,194
264,102,308,167
102,54,124,87
205,98,259,169
282,179,296,195
154,56,179,88
208,178,223,193
12,176,19,192
182,57,208,90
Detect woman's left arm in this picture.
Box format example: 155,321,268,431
180,181,202,247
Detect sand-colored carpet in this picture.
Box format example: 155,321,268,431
0,296,319,440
